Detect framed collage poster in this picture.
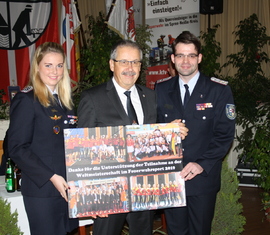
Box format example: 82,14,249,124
64,123,186,218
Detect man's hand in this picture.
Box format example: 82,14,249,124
171,119,189,140
180,162,203,181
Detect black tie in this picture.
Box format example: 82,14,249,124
53,94,61,107
183,84,190,108
124,91,138,124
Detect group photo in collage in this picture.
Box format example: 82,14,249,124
64,126,126,166
130,172,185,211
67,177,129,218
64,123,183,167
126,123,183,162
67,171,186,218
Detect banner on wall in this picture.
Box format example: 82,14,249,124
145,0,200,89
61,0,81,86
0,0,59,101
64,123,185,218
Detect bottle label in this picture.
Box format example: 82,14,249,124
6,167,12,174
6,178,14,191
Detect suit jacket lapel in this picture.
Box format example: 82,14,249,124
135,85,148,124
49,98,67,118
185,75,206,112
168,76,183,113
106,79,130,125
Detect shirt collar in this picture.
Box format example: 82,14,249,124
112,77,136,94
179,72,200,95
45,84,58,95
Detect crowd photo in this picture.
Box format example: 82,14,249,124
68,177,129,218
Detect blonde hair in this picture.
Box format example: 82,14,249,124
29,42,73,110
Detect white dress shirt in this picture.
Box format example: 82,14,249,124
112,77,144,124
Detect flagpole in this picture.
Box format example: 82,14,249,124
74,1,86,47
106,0,117,22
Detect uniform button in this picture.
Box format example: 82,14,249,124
64,120,68,124
202,116,206,120
182,120,185,123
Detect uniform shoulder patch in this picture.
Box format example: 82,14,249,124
211,77,228,86
226,104,236,120
21,86,33,93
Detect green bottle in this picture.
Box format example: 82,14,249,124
6,158,15,193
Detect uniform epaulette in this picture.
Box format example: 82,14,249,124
211,77,228,85
156,76,173,83
21,86,33,93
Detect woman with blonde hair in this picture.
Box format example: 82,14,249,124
8,42,78,235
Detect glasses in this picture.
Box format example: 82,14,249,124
113,59,141,67
174,54,198,60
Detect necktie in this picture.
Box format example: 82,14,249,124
183,84,190,108
53,94,62,108
124,91,138,124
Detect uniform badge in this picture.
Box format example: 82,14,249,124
50,115,62,120
196,103,213,110
53,125,60,134
226,104,236,120
67,115,78,125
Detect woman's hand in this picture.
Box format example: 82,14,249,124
50,174,69,202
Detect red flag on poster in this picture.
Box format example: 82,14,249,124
0,0,59,101
107,0,136,41
61,0,81,86
170,132,176,156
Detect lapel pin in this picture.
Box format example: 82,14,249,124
53,125,60,134
50,115,62,120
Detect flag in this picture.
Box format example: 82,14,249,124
0,0,59,102
61,0,81,86
170,131,176,156
107,0,136,41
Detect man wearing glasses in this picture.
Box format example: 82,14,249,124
155,31,236,235
78,40,189,235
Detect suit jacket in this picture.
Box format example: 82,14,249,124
8,88,76,197
78,78,157,128
155,74,235,196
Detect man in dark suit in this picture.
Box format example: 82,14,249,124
77,40,157,235
155,31,236,235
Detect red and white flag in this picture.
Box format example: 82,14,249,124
0,0,59,101
61,0,81,86
107,0,136,41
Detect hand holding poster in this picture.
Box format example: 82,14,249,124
64,123,186,218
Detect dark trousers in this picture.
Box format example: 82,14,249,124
93,210,154,235
165,192,217,235
23,196,78,235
